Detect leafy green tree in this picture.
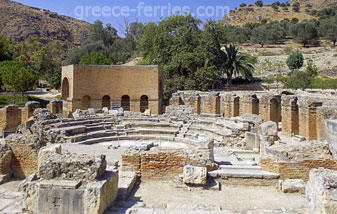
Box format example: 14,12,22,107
222,44,254,87
79,52,110,65
224,26,249,44
251,25,268,47
49,68,61,89
240,3,247,7
255,1,263,7
286,50,304,71
284,71,311,90
68,20,117,64
69,20,143,66
0,61,37,103
12,35,62,82
138,15,226,98
289,20,319,47
251,23,285,47
0,30,12,62
319,17,337,46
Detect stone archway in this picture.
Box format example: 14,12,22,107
121,95,130,111
62,78,69,100
102,95,111,109
82,95,91,110
140,95,149,113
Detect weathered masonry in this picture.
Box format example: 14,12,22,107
62,65,164,116
170,91,337,142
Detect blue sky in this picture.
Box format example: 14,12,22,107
14,0,287,36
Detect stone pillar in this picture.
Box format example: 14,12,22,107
21,101,40,124
0,105,21,135
169,95,183,106
281,96,299,136
186,95,201,115
47,99,63,115
298,98,323,141
259,95,281,123
242,94,259,115
224,94,240,118
205,93,220,115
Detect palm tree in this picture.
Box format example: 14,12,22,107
222,44,255,87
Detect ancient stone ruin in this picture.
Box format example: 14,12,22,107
0,90,337,213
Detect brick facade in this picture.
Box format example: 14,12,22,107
122,149,217,180
62,65,163,116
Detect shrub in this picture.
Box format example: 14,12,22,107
283,71,311,90
255,0,263,7
240,3,247,7
287,50,304,70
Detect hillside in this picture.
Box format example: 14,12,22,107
222,0,337,26
0,0,91,52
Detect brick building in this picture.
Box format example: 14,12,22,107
62,65,164,116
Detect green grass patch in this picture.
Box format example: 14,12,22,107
0,94,48,108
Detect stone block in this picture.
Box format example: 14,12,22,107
280,179,305,193
306,168,337,214
0,142,12,176
244,132,257,150
260,121,278,136
183,165,207,186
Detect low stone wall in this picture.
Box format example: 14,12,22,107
38,148,107,181
260,142,337,181
5,134,46,179
122,148,218,180
306,168,337,213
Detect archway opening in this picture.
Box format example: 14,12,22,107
140,95,149,113
61,78,69,100
102,95,111,109
82,95,91,110
121,95,130,111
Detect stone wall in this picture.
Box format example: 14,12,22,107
306,168,337,213
260,142,337,181
169,91,337,141
0,142,12,180
5,134,46,179
122,148,218,180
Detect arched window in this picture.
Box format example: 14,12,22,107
61,78,69,100
121,95,130,111
102,95,111,109
140,95,149,113
82,95,91,110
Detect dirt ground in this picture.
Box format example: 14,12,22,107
132,181,307,212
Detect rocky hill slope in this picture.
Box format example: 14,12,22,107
0,0,91,51
222,0,337,26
